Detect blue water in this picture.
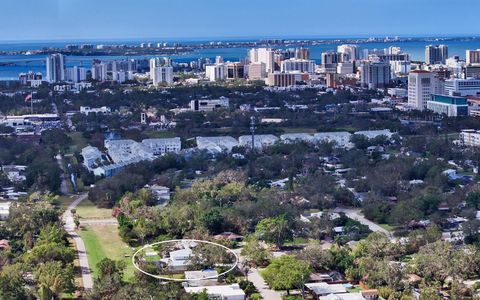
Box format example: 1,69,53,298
2,39,480,80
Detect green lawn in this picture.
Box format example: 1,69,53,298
379,224,395,231
76,199,113,219
279,127,318,134
347,286,363,293
144,131,177,139
79,224,135,281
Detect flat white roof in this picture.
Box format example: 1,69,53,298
185,285,245,297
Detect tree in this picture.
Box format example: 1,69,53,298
200,208,224,234
0,264,28,300
261,255,311,295
87,258,125,300
354,232,405,260
466,192,480,209
255,215,292,248
297,244,334,271
35,261,75,300
240,236,271,268
409,241,480,285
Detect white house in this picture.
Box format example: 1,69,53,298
0,202,11,221
184,284,245,300
184,270,218,287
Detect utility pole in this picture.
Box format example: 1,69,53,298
250,115,256,152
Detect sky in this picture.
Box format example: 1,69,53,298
1,0,480,41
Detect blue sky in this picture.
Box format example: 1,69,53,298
1,0,479,41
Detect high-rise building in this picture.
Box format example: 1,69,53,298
19,71,42,85
322,51,348,64
337,45,359,61
359,61,391,89
152,66,173,85
46,53,65,83
226,62,245,80
295,47,310,60
149,57,171,79
280,59,316,74
215,56,224,64
248,63,266,80
425,45,448,65
408,70,436,110
387,46,402,55
249,48,275,73
65,66,87,83
465,65,480,79
205,64,227,81
466,49,480,65
91,61,108,81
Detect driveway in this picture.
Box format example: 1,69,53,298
248,268,283,300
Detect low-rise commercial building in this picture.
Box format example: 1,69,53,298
427,95,468,117
445,78,480,97
354,129,393,139
189,97,229,112
141,138,181,155
280,133,315,143
314,132,353,148
80,106,111,115
238,134,279,149
460,129,480,147
196,136,239,153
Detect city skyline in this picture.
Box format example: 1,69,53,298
3,0,480,41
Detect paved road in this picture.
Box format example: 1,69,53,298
335,207,393,238
62,193,94,290
81,218,118,225
55,154,70,195
248,268,283,300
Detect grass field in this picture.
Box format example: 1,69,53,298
144,131,177,139
76,199,113,219
79,224,136,281
279,127,318,134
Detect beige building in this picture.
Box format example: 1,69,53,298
266,72,296,87
467,49,480,65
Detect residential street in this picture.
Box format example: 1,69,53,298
335,207,393,238
62,193,94,290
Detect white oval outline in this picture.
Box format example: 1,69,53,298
132,239,239,282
